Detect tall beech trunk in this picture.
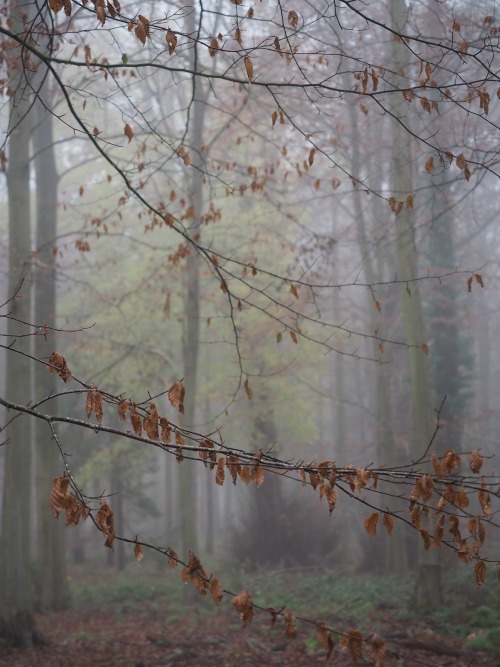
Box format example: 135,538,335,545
33,87,70,611
390,0,441,609
0,0,36,645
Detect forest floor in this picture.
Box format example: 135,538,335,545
0,564,498,667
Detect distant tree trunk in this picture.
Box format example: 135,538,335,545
33,86,70,611
390,0,441,609
179,12,207,553
0,0,36,645
349,105,408,574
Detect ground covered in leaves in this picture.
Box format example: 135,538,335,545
0,565,498,666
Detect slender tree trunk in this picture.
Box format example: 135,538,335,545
0,0,36,645
179,11,207,553
390,0,441,609
33,87,70,611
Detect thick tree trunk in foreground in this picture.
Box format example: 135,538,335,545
0,0,35,645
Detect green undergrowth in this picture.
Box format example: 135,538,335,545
67,561,500,652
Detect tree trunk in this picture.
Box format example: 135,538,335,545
0,0,36,645
33,83,69,611
390,0,441,609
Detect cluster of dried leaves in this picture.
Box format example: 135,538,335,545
41,346,499,665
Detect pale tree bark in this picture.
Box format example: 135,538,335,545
0,0,36,645
390,0,441,609
349,105,407,575
178,3,207,555
33,85,70,610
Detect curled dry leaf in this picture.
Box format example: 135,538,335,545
47,352,72,382
216,457,225,486
316,624,335,659
129,402,142,436
124,123,133,142
244,378,253,400
364,512,379,538
347,630,363,666
369,634,386,667
283,611,297,638
86,386,103,423
469,449,483,473
210,577,223,605
134,542,144,562
143,403,159,440
50,476,70,518
166,547,178,569
209,37,218,56
232,591,254,626
96,499,115,549
288,9,299,28
382,513,394,536
181,551,209,596
244,55,253,82
168,380,185,413
117,399,129,421
166,30,177,55
474,560,487,587
65,494,89,526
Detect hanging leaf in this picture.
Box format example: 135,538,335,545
382,513,394,535
166,30,177,55
216,458,225,486
124,123,133,142
290,284,299,299
422,342,430,356
475,273,484,288
209,38,219,56
168,380,185,413
289,330,298,344
474,560,487,587
50,477,70,518
232,591,254,626
374,300,381,312
425,155,435,173
134,542,144,561
364,512,378,538
283,611,297,638
244,378,253,400
210,577,223,605
47,352,72,382
288,10,299,28
469,449,483,473
369,634,386,667
134,16,148,45
244,55,254,82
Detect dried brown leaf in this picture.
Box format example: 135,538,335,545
474,560,487,587
364,512,378,538
244,55,253,82
168,380,185,413
316,624,335,659
50,476,70,518
210,577,223,605
134,542,144,561
47,352,72,382
382,513,394,536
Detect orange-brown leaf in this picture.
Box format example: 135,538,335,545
232,590,254,626
288,9,299,28
47,351,72,382
316,624,335,659
283,611,297,638
209,38,218,56
117,399,129,421
290,284,299,299
369,634,386,667
124,123,133,143
129,402,142,436
167,547,178,569
134,542,144,561
244,55,254,82
50,476,70,518
166,30,177,55
364,512,379,538
474,560,487,587
210,577,223,605
382,513,394,536
168,380,185,413
425,155,435,173
347,630,363,666
244,378,253,400
216,457,225,486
